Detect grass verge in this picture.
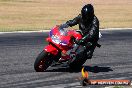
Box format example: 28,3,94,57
0,0,132,31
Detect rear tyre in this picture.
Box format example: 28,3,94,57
34,50,53,72
69,52,87,69
69,58,86,69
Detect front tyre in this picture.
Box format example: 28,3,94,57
34,50,53,72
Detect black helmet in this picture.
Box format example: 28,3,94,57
81,4,94,22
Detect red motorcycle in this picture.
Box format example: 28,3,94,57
34,26,101,72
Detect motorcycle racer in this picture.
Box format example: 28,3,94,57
60,4,100,59
34,4,101,72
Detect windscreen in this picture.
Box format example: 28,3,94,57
49,28,69,45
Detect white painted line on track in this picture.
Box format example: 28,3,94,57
0,30,50,34
100,28,132,30
0,28,132,34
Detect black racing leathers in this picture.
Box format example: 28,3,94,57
61,14,100,59
66,14,99,43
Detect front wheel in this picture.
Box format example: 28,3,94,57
34,50,53,72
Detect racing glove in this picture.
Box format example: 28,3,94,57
76,39,85,45
59,23,69,29
76,39,92,46
76,34,92,46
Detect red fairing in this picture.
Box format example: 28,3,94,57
44,45,58,55
44,26,82,58
67,30,82,40
73,32,82,40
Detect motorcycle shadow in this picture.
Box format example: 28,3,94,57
45,65,113,73
83,65,113,73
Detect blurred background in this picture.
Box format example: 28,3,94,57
0,0,132,31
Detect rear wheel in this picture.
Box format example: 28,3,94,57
69,52,87,69
69,58,87,69
34,50,53,72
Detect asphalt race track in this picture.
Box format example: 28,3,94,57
0,29,132,88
